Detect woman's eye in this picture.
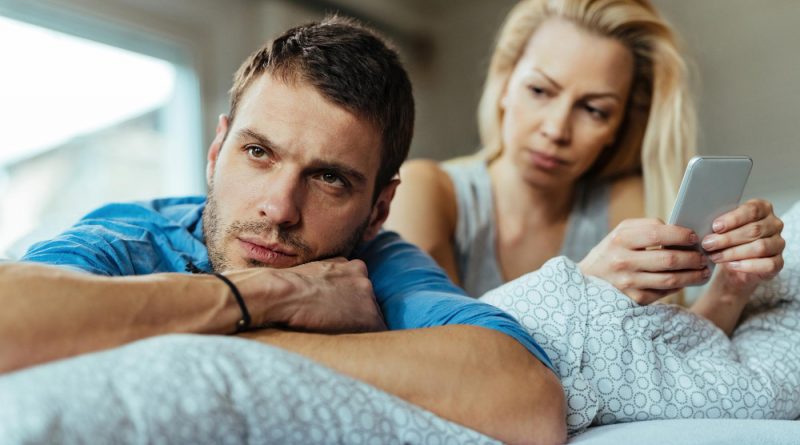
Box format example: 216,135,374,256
529,86,547,97
585,105,609,121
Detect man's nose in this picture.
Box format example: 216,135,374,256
258,171,303,228
540,102,572,145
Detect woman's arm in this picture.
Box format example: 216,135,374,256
596,178,785,335
384,159,461,284
582,175,708,304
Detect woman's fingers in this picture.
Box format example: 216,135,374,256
613,219,698,250
702,216,783,252
612,268,710,294
709,199,774,234
725,255,784,277
632,248,707,272
708,235,785,263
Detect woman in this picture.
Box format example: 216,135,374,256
386,0,784,335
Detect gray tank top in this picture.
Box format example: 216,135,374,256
442,160,610,297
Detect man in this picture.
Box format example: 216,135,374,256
0,17,565,444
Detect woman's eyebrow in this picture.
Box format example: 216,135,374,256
532,67,563,90
532,67,623,102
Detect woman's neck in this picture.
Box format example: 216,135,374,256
488,156,576,227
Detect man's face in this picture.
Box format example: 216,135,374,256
203,73,391,272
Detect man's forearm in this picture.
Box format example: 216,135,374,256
0,263,241,373
242,325,567,445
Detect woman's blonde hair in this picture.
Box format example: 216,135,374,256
478,0,696,221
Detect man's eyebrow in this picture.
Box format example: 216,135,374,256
236,128,280,151
532,67,622,102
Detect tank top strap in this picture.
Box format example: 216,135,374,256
441,159,505,297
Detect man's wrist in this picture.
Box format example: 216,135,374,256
225,268,296,330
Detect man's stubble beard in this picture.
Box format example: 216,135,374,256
202,182,370,273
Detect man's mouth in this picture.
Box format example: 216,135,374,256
237,236,299,267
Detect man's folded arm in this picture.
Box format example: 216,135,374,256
244,325,566,445
0,262,244,372
331,231,568,445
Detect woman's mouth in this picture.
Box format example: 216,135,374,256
526,150,567,171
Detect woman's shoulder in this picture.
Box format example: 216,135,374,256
389,159,457,226
397,159,455,200
608,174,645,226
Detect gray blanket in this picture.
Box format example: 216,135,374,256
482,202,800,435
0,335,496,444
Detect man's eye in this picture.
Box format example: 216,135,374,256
321,172,343,184
246,145,267,158
317,171,348,188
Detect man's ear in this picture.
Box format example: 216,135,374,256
362,178,401,241
206,114,230,186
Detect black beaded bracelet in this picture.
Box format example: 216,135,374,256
185,261,251,333
212,272,252,333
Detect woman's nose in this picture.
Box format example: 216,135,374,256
540,104,572,145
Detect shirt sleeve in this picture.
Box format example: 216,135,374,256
20,204,166,276
358,230,555,373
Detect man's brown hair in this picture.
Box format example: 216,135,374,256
229,15,415,194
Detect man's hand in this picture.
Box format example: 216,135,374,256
579,218,710,305
230,257,387,333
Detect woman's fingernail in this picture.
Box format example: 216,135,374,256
712,221,724,232
703,267,712,277
689,233,699,244
729,261,741,269
709,253,722,262
702,237,716,250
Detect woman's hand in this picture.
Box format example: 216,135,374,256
578,218,710,305
690,199,784,336
703,199,785,292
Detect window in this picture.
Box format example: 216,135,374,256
0,15,203,258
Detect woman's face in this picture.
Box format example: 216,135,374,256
499,18,634,189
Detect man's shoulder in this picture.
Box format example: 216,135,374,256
357,230,465,296
21,196,209,275
357,230,425,266
82,196,206,224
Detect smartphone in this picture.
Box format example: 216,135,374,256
668,156,752,271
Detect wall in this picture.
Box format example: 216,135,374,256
652,0,800,214
3,0,797,212
412,0,800,213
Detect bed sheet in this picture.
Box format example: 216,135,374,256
481,201,800,435
569,419,800,445
0,334,497,444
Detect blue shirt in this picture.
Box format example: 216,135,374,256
22,196,553,371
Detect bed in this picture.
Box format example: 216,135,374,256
2,203,799,444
